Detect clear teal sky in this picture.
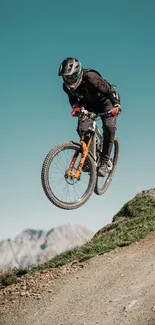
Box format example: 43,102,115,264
1,0,155,240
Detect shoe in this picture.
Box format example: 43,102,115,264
98,160,113,177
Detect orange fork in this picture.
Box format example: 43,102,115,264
65,137,92,179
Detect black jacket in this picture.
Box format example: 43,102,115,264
63,69,120,112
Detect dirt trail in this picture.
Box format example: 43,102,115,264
1,232,155,325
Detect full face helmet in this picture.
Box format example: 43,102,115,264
58,57,83,89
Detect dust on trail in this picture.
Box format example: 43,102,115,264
1,231,155,325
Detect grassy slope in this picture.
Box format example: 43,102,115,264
1,190,155,287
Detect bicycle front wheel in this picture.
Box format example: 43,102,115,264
41,141,97,210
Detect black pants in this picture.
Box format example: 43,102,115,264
100,114,116,163
77,103,117,163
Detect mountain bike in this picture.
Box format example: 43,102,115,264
41,108,119,210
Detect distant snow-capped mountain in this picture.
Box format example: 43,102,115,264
0,224,94,270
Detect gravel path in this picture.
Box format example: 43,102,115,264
1,231,155,325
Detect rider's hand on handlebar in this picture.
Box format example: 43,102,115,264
110,104,121,116
80,107,89,115
71,107,81,117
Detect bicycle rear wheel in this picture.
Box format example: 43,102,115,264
94,137,119,195
41,141,97,210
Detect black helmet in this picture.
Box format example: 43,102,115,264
58,57,83,89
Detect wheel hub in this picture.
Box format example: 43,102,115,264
65,174,80,185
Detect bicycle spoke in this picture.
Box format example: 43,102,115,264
52,159,64,173
56,152,66,170
48,147,91,204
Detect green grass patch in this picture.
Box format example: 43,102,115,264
1,192,155,288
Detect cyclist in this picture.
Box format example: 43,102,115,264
58,57,121,177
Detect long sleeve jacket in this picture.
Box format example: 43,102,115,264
63,69,120,112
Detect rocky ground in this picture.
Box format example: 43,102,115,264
1,231,155,325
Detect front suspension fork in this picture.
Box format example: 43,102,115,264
66,137,92,179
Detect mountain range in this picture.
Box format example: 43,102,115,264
0,224,94,270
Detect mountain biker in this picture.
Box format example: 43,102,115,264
58,57,121,177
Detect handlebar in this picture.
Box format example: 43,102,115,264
79,108,114,119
